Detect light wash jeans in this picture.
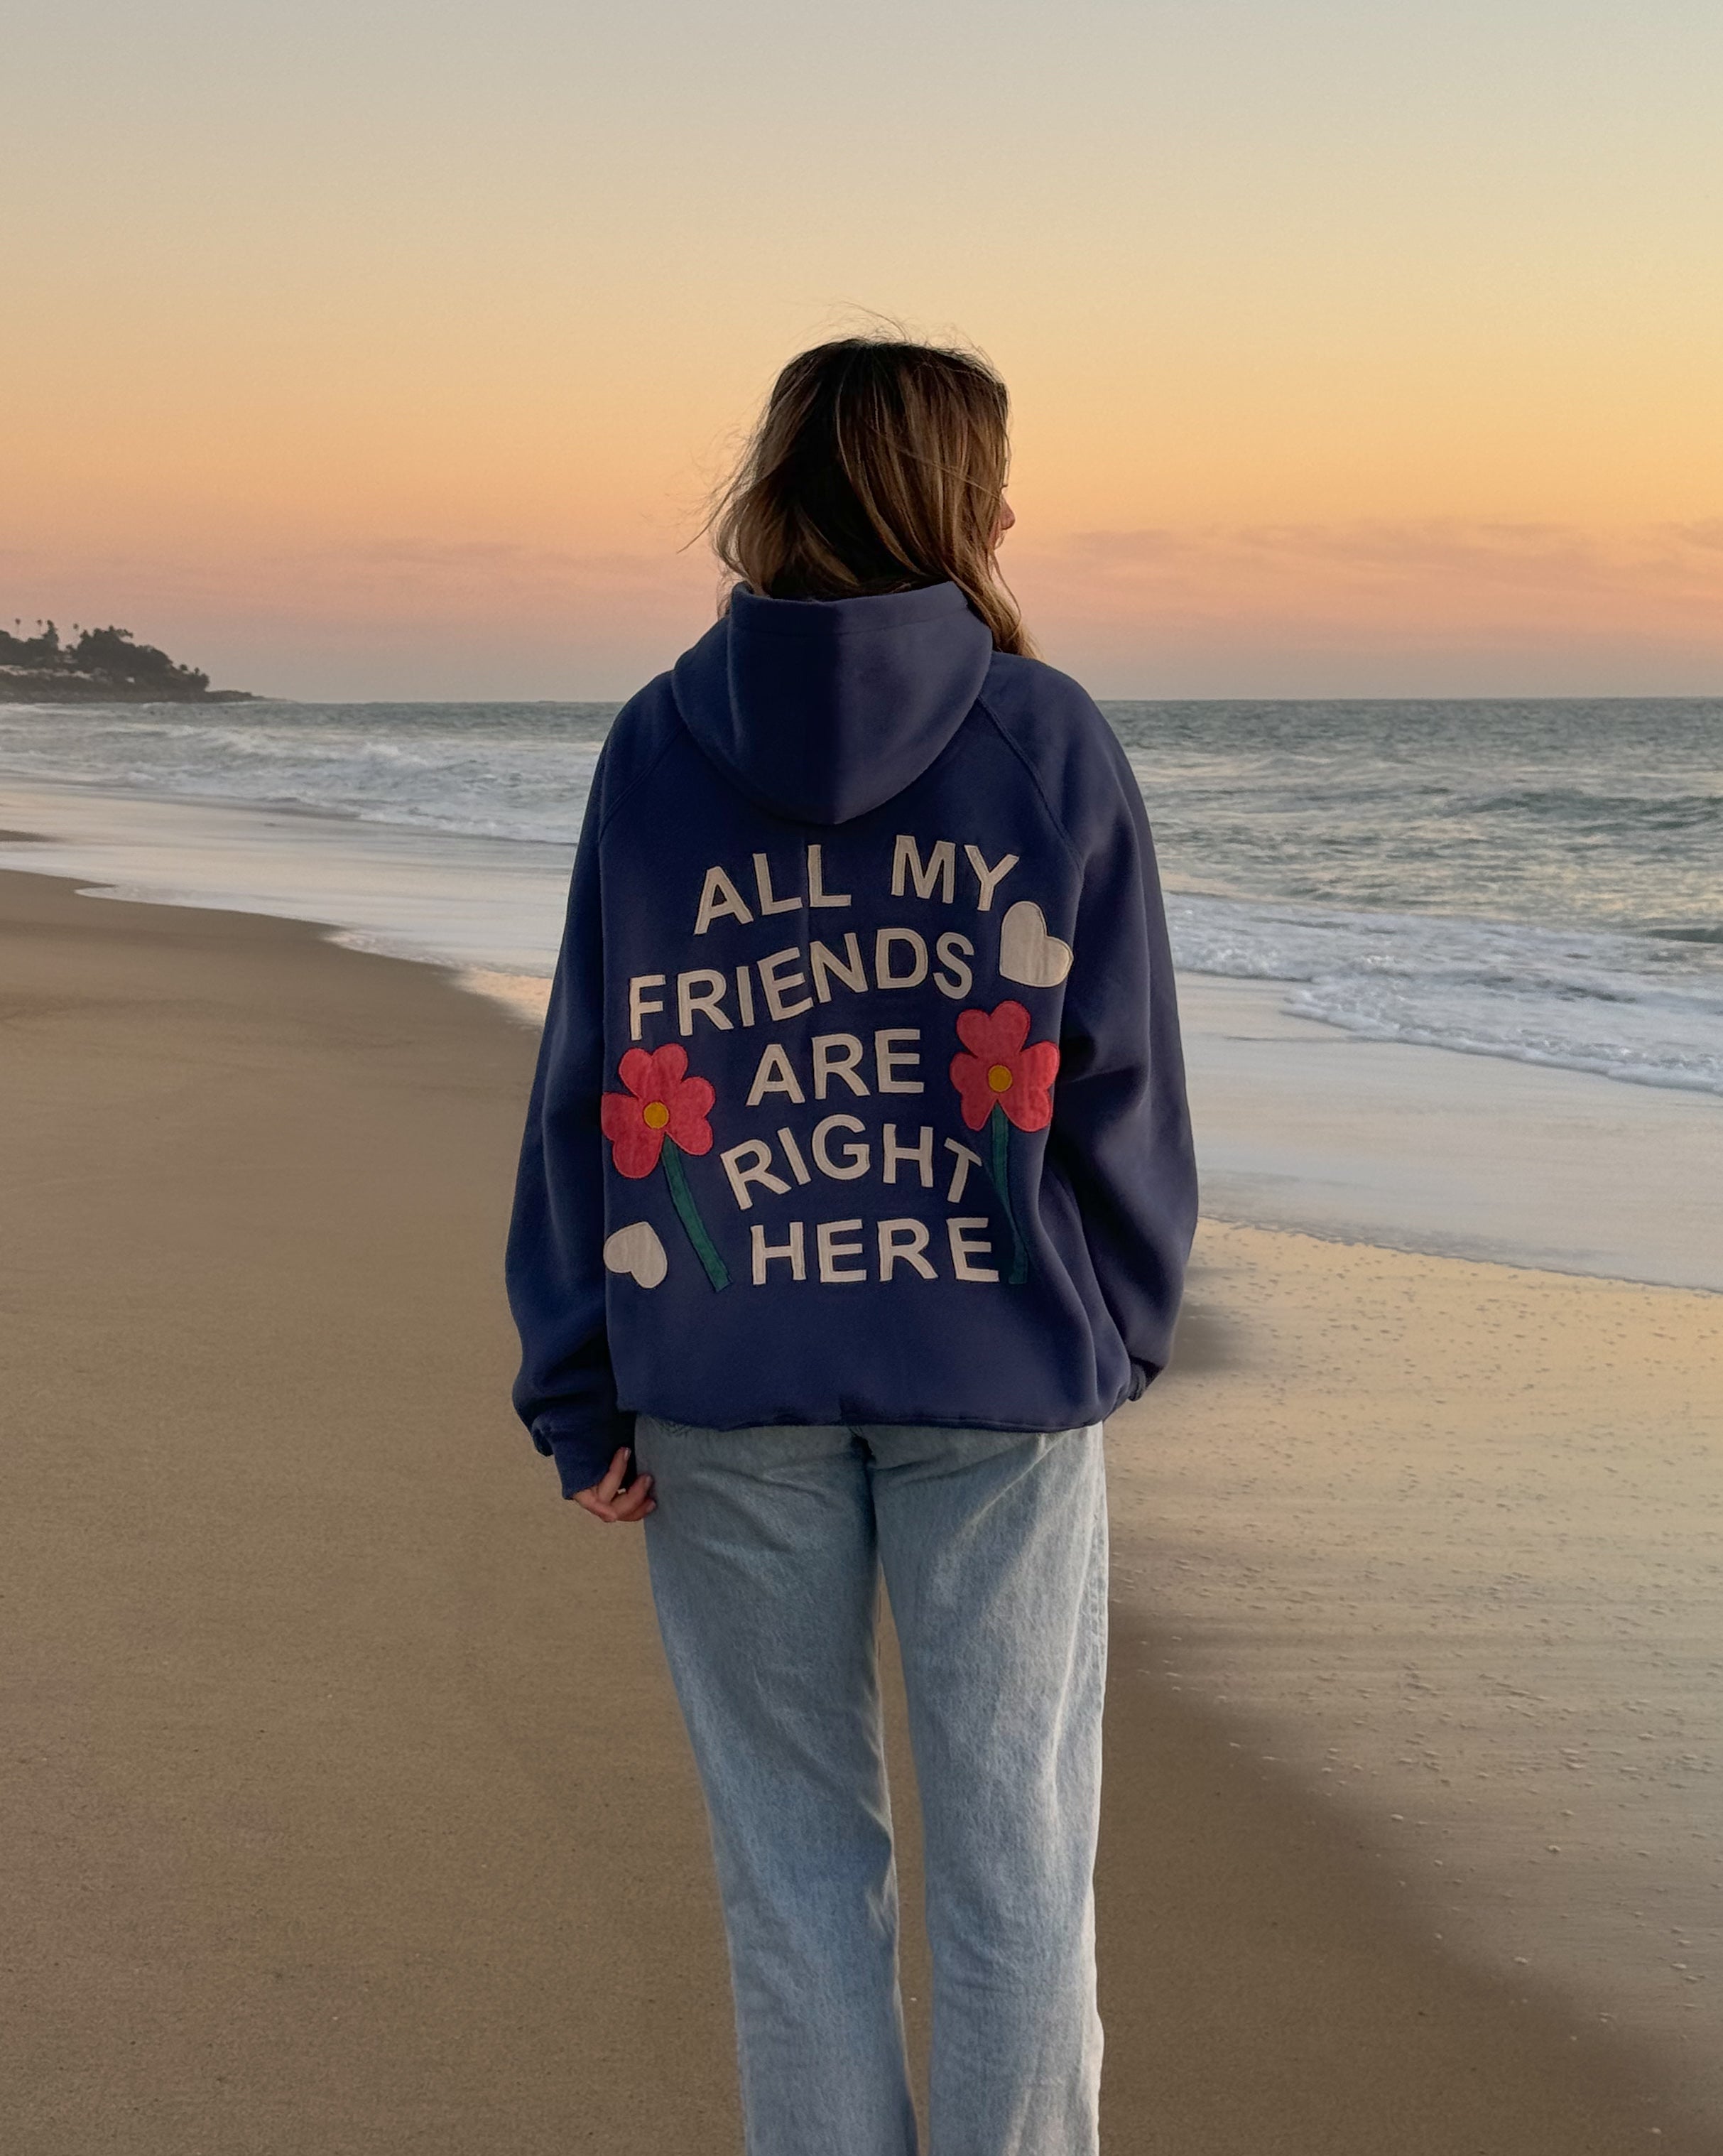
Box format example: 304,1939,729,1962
634,1415,1109,2156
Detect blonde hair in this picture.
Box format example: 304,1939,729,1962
707,337,1033,657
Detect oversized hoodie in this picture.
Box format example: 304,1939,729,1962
507,582,1197,1496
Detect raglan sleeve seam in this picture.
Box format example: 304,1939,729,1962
593,708,685,840
974,695,1089,880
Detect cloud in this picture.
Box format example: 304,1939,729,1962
337,538,689,578
6,533,719,630
1018,516,1723,640
10,516,1722,698
1063,516,1712,575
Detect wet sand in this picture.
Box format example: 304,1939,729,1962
1107,1225,1723,2120
1180,974,1723,1290
4,865,1719,2153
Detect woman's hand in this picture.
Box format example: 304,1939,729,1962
573,1447,656,1524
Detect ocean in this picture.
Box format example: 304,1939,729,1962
1,694,1717,1098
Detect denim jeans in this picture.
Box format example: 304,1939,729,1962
634,1416,1108,2156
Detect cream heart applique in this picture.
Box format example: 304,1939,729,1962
998,899,1073,987
602,1220,668,1289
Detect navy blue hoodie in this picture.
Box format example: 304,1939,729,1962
507,582,1197,1496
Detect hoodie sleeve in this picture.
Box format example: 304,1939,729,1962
505,757,634,1497
1048,733,1198,1392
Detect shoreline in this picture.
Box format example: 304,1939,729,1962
0,682,256,704
3,771,1719,1294
5,860,1722,2151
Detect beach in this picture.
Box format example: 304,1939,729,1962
6,861,1721,2152
16,0,1723,2127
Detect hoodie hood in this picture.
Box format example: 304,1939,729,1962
670,581,995,826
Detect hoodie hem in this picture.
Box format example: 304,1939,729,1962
618,1390,1137,1436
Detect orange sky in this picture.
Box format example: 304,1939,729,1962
4,0,1720,698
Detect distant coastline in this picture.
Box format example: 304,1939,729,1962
0,621,254,704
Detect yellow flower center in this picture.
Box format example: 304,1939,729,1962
987,1063,1014,1093
642,1100,671,1130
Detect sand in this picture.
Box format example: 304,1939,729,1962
4,863,1720,2154
1107,1225,1723,2114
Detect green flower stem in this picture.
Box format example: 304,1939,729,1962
986,1105,1030,1286
651,1138,724,1284
661,1138,730,1291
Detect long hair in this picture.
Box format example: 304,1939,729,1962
707,336,1033,656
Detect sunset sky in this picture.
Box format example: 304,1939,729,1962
5,0,1721,699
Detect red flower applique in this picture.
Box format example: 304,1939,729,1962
600,1044,716,1179
950,1001,1060,1133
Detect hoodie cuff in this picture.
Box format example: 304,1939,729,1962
531,1414,636,1499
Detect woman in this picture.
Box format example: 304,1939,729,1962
507,336,1197,2156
